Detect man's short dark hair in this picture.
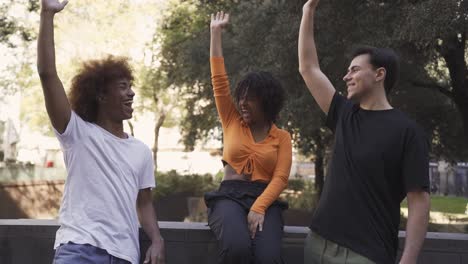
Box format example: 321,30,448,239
234,71,286,123
351,46,400,94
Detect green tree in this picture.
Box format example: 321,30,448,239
158,0,333,193
0,0,38,47
313,0,468,158
395,0,467,143
158,0,216,150
1,0,166,136
157,0,468,195
0,0,39,98
138,63,180,172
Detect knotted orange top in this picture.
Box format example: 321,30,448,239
211,57,293,214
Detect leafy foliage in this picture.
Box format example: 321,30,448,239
153,170,222,199
153,170,317,211
283,179,318,211
1,0,165,135
158,0,468,166
0,0,38,47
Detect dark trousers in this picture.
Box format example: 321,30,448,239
206,180,286,264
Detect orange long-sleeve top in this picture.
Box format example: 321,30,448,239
210,57,292,214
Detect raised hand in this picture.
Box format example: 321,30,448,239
303,0,320,10
210,11,230,30
41,0,69,14
210,11,229,57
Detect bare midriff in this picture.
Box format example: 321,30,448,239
223,163,251,181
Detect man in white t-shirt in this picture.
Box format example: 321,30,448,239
37,0,165,263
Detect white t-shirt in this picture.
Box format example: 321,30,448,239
53,111,155,264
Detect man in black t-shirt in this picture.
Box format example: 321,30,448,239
298,0,431,263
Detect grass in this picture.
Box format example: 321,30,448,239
401,195,468,214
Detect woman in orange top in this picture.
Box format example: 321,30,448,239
204,12,293,264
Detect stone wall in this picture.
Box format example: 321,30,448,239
0,181,63,219
0,220,467,264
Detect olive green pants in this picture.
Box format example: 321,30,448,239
304,231,375,264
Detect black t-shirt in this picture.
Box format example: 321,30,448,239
310,92,430,264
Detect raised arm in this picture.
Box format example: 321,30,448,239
210,11,229,57
298,0,335,114
209,12,239,127
37,0,71,133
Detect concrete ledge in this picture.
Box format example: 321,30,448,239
1,220,467,264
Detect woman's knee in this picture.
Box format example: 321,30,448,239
208,200,249,239
223,237,251,256
254,245,283,264
218,236,251,264
253,232,283,263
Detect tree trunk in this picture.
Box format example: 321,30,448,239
439,33,468,142
453,95,468,141
314,140,325,198
153,112,166,173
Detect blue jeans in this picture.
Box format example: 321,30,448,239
53,242,131,264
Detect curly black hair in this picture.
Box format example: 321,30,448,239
233,71,286,123
69,55,134,122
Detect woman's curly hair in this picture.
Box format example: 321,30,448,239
234,71,286,123
69,55,134,122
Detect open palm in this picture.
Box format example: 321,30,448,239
304,0,320,10
41,0,68,13
210,11,230,29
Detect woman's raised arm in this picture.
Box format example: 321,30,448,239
210,11,229,57
209,11,238,127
